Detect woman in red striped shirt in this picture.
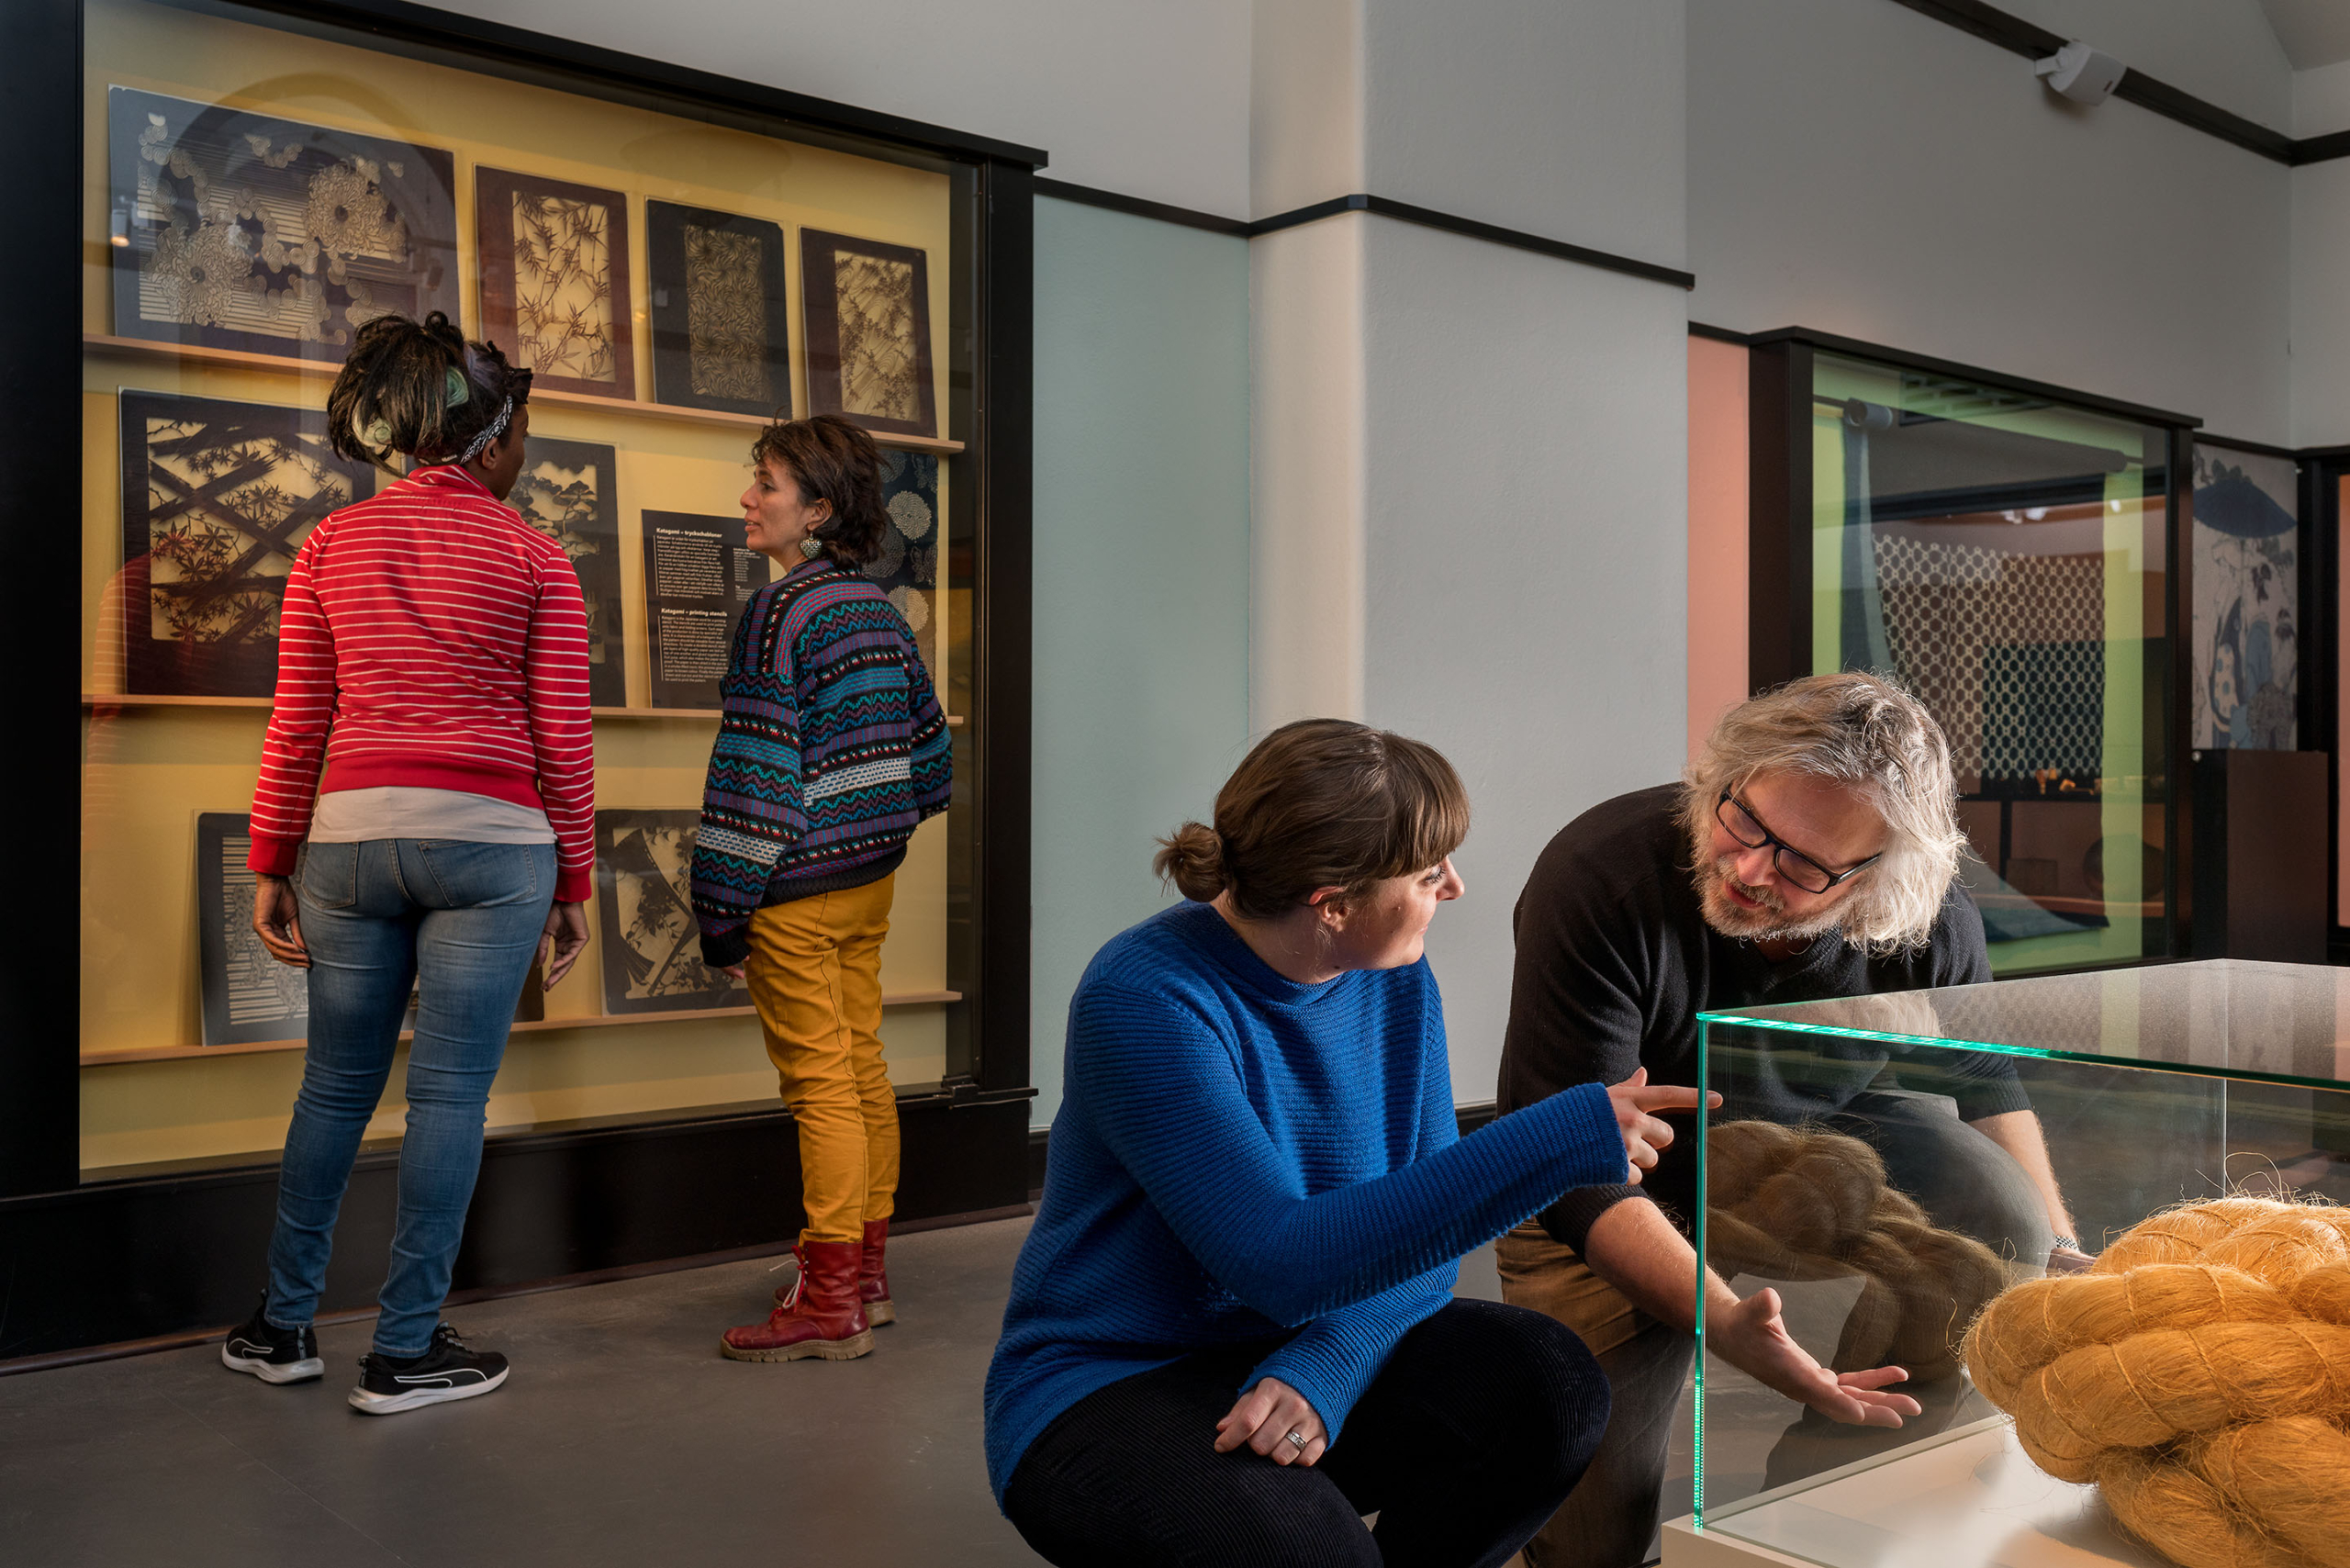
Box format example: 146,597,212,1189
219,312,594,1416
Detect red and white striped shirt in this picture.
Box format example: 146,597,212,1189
248,463,597,902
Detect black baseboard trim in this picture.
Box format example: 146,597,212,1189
0,1201,1031,1379
1034,176,1249,237
0,1097,1030,1361
1029,176,1695,291
1883,0,2343,166
1250,194,1695,290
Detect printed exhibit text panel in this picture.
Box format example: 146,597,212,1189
77,0,968,1175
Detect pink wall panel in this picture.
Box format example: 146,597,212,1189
1687,334,1750,761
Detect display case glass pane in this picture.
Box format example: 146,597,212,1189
80,0,977,1177
1807,351,2171,976
1691,960,2350,1567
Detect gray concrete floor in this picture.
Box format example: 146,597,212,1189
0,1218,1511,1568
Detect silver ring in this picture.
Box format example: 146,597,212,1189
1286,1430,1308,1451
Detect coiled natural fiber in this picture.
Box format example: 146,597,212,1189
1962,1196,2350,1568
1706,1119,2010,1380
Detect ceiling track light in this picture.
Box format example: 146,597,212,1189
2034,41,2125,106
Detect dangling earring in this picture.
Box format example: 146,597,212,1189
800,537,823,559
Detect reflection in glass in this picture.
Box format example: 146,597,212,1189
1809,352,2169,975
1692,964,2350,1568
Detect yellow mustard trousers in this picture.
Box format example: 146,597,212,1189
744,875,899,1247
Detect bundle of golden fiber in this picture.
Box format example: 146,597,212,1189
1706,1119,2009,1380
1962,1196,2350,1568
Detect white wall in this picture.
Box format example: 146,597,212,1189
1688,0,2295,445
430,0,1252,217
2003,0,2294,133
2291,158,2350,448
1360,0,1685,263
1360,223,1688,1103
1252,0,1691,1105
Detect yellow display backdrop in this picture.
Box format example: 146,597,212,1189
79,0,962,1171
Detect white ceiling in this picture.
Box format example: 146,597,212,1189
2258,0,2350,71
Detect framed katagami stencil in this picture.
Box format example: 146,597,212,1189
106,86,460,363
475,166,635,398
509,436,627,707
646,201,790,418
116,389,375,698
593,810,749,1015
800,229,937,439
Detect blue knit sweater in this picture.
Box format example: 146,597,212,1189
983,901,1626,1504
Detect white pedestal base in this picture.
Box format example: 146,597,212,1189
1662,1417,2168,1568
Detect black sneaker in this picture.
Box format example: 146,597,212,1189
347,1323,509,1416
220,1296,324,1384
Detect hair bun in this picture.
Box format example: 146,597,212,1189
1152,823,1226,903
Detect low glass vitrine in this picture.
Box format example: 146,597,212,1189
1665,959,2350,1568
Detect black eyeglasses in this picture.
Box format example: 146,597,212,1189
1715,791,1882,895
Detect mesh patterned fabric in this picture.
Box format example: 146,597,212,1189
1872,534,2104,782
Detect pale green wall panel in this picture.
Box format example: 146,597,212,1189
1027,196,1251,1128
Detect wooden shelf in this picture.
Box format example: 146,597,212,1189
83,693,964,725
78,990,962,1066
84,334,967,455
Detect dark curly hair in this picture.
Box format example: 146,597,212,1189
326,310,531,468
749,414,888,569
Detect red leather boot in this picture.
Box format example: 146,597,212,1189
722,1239,871,1361
776,1218,894,1326
860,1217,893,1326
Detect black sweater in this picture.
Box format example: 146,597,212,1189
1497,785,2018,1255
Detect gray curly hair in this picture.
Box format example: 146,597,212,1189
1682,672,1967,954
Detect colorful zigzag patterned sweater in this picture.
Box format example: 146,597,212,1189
690,558,952,969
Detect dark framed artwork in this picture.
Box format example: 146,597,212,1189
509,436,626,706
642,510,774,710
475,166,635,398
646,202,789,417
106,87,460,363
196,814,538,1047
800,229,937,438
117,389,376,698
865,451,941,684
195,814,310,1047
594,810,751,1014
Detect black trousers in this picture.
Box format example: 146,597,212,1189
1002,1298,1608,1568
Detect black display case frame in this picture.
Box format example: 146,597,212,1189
3,0,1038,1361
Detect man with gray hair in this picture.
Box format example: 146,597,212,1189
1494,671,2085,1568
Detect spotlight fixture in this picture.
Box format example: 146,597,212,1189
2034,41,2124,106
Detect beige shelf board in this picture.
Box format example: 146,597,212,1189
84,692,966,725
79,990,963,1066
84,334,967,454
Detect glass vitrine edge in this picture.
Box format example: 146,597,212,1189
1693,1015,1710,1525
1696,1011,2349,1092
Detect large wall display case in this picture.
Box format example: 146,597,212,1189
1665,960,2350,1568
3,0,1039,1358
1748,332,2196,978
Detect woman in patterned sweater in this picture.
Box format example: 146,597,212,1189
691,414,952,1362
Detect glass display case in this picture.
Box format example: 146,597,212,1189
1667,959,2350,1568
73,0,1000,1177
1749,333,2194,978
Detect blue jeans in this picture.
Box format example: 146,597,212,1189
263,838,554,1357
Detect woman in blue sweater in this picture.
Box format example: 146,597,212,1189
986,721,1722,1565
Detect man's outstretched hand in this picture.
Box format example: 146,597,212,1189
1711,1285,1922,1428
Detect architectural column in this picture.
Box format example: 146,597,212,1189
1252,0,1693,1100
